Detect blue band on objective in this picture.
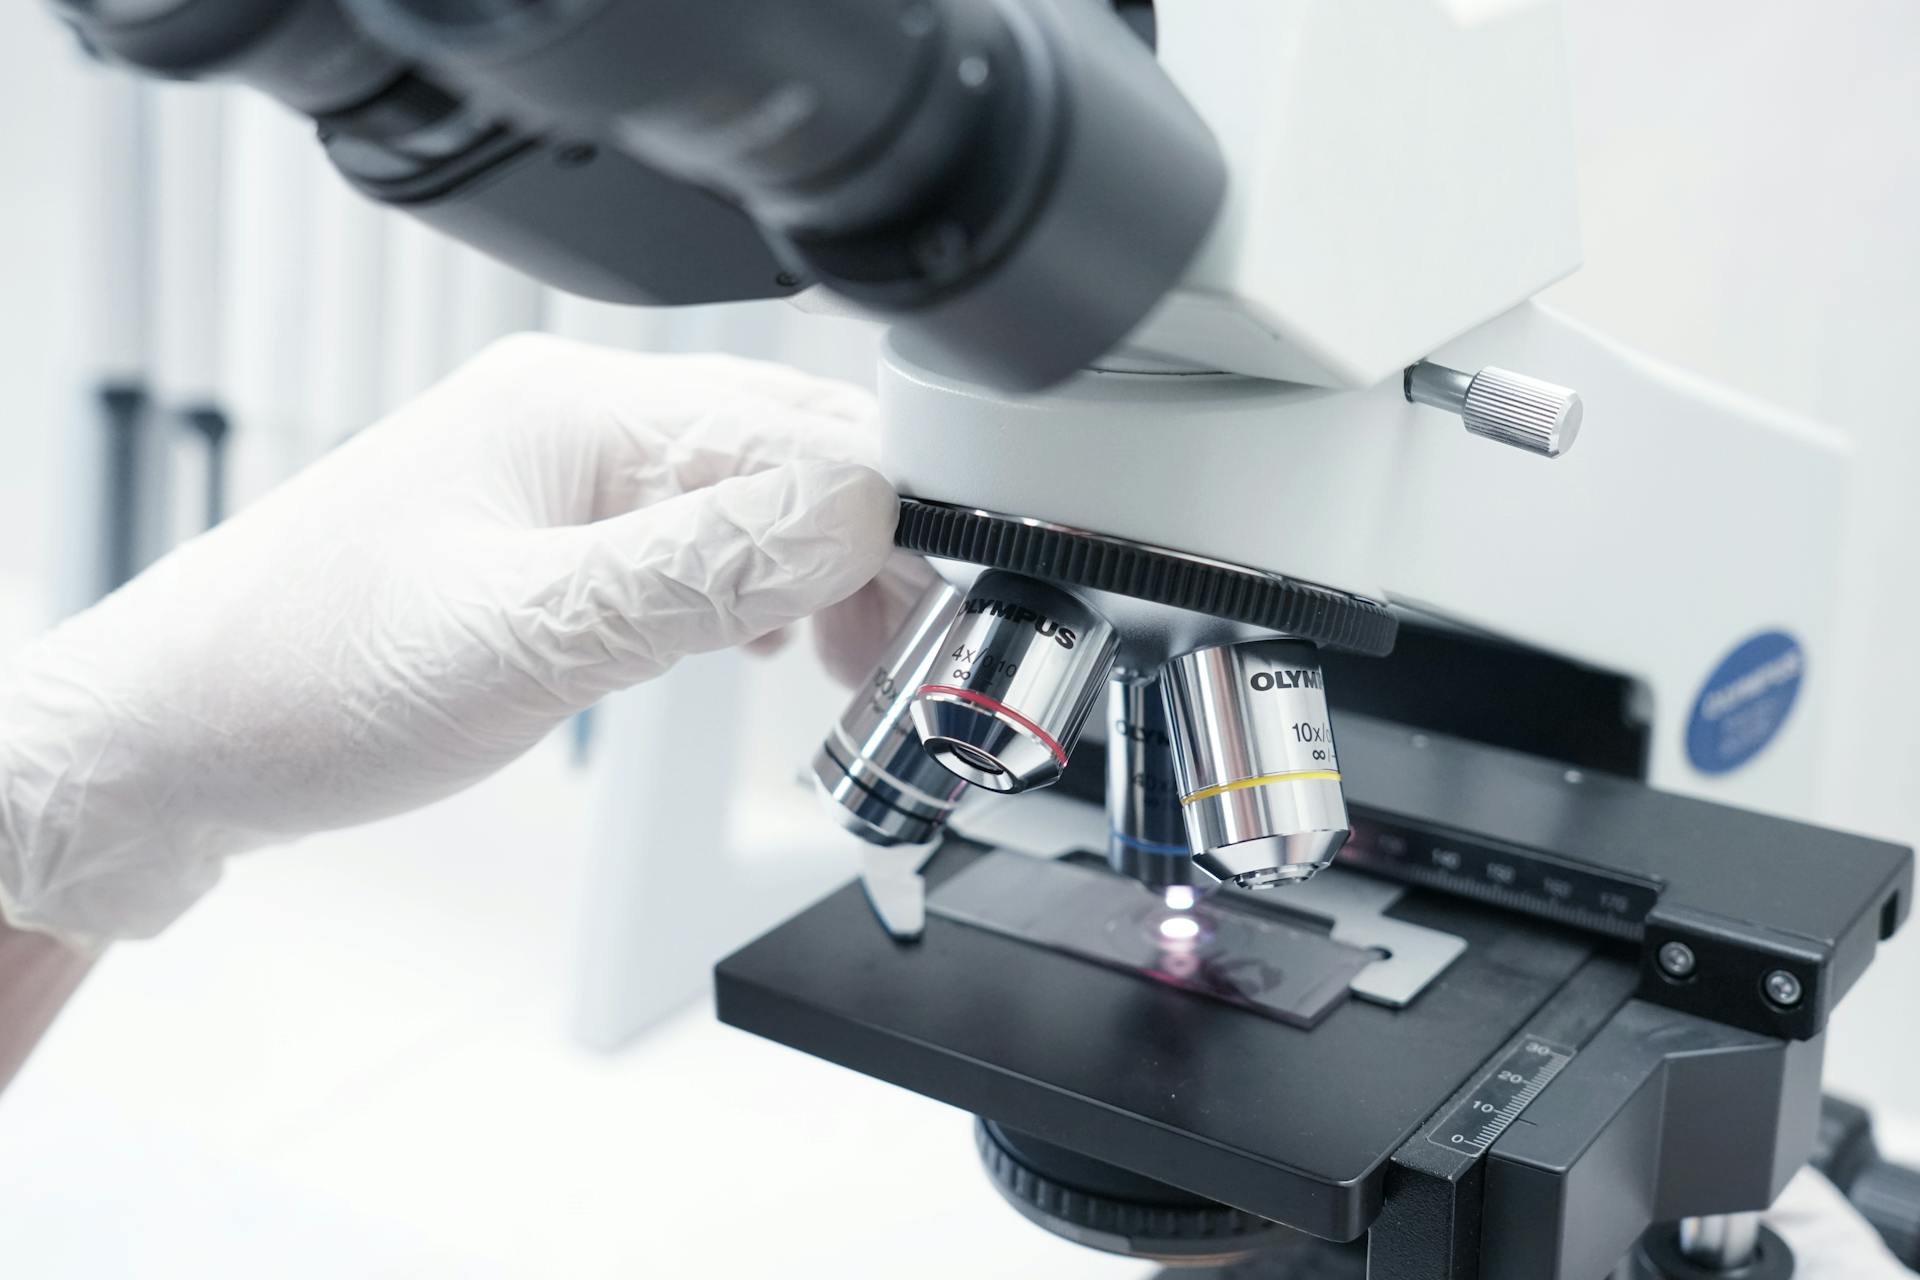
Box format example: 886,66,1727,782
1109,830,1192,857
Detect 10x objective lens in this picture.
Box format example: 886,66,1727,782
1162,639,1349,889
911,571,1117,793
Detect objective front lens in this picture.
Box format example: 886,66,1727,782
944,741,1008,776
1162,639,1349,889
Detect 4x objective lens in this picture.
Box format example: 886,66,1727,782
911,570,1117,793
1162,639,1349,889
812,581,968,846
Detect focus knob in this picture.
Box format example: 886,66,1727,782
1812,1095,1920,1270
1850,1160,1920,1269
1405,360,1583,458
974,1118,1294,1265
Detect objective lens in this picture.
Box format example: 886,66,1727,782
1106,675,1200,892
1162,639,1349,889
812,581,968,846
911,571,1117,793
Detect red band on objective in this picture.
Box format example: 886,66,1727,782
915,685,1069,767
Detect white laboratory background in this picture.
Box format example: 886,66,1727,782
1,3,1917,1277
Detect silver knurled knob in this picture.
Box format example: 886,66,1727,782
1404,361,1583,458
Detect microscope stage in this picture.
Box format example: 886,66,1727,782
715,841,1594,1241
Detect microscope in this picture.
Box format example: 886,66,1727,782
62,0,1919,1275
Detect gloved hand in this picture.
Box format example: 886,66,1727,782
1769,1167,1914,1278
0,335,900,945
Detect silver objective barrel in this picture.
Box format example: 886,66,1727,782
1106,676,1201,892
1162,639,1349,889
910,571,1117,793
812,581,967,846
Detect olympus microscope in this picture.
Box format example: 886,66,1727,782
61,0,1919,1276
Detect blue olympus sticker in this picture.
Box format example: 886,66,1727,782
1686,631,1805,775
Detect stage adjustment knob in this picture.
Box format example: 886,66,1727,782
1405,360,1583,458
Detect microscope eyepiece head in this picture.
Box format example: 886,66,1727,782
56,0,403,114
345,0,1225,391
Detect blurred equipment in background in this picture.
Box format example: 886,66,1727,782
56,0,1920,1277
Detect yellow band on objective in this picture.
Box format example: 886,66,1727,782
1180,770,1343,806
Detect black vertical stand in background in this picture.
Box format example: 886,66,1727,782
96,380,148,594
182,404,230,532
93,383,233,600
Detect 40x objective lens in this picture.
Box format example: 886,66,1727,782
1106,675,1200,892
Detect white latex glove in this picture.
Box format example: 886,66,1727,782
0,335,901,945
1768,1167,1913,1278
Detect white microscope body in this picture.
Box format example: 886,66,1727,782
883,0,1846,819
584,0,1848,1043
